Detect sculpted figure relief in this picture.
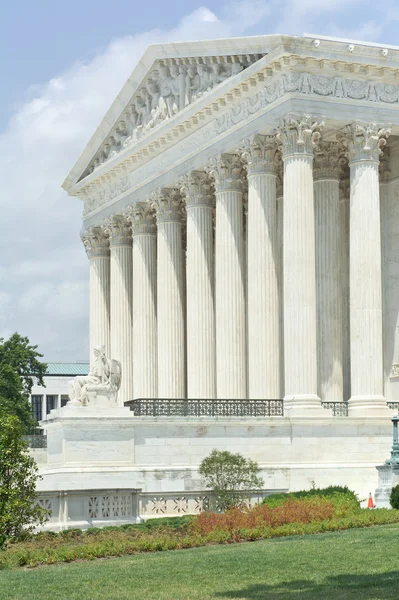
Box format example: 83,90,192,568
68,346,122,407
86,55,259,176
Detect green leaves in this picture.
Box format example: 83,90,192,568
198,449,264,511
0,413,48,549
389,484,399,509
0,333,47,433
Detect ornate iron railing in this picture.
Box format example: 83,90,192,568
321,402,349,417
23,434,47,448
387,402,399,412
125,398,284,417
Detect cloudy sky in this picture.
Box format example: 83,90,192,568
0,0,397,362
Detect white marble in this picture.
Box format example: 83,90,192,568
343,123,391,415
183,172,216,398
105,216,133,405
242,135,280,398
153,189,186,398
82,228,110,355
129,205,158,399
209,154,246,399
314,142,343,402
279,116,324,415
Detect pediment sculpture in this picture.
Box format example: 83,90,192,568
82,54,263,179
68,346,122,407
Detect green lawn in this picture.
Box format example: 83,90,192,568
2,524,399,600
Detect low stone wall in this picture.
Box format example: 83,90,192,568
36,489,277,531
36,405,395,529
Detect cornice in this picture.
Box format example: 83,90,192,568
78,56,399,220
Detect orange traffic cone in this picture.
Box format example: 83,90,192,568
368,493,375,509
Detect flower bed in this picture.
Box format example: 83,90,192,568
1,495,399,569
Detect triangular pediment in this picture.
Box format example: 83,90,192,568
63,36,272,191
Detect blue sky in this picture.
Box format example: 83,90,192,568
0,0,397,361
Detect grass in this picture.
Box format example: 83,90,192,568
1,524,399,599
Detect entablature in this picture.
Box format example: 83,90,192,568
63,34,399,226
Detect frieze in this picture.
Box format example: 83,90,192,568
214,73,399,135
82,70,399,219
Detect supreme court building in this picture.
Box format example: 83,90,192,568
39,33,399,527
63,33,399,415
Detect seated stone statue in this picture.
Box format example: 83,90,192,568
68,346,122,407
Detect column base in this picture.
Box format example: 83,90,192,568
348,396,391,417
284,394,330,417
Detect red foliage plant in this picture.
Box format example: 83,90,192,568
191,498,336,535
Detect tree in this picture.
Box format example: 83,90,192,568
0,333,47,433
199,449,264,511
0,412,48,549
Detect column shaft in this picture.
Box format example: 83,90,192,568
183,172,216,398
216,189,246,398
340,181,351,402
131,207,157,398
277,188,284,398
109,247,133,406
315,178,343,401
153,190,185,398
208,154,246,399
342,122,390,414
279,116,323,413
82,228,110,356
242,136,280,398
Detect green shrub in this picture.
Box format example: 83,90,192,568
143,516,194,530
389,484,399,509
263,486,360,513
199,449,264,511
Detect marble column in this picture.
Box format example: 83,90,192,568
104,216,133,405
277,164,284,398
241,135,280,399
208,154,246,399
128,204,157,399
278,115,324,414
82,227,110,356
314,142,344,402
342,122,391,415
181,172,216,398
152,189,185,398
339,176,351,402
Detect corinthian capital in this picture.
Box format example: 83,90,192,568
240,134,280,176
180,171,213,208
102,215,132,247
206,153,244,192
277,114,324,157
338,122,391,163
81,227,110,259
151,187,183,223
125,203,157,235
313,141,347,180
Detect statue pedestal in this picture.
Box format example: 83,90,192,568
43,404,135,469
375,464,399,508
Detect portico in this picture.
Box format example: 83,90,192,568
63,34,399,415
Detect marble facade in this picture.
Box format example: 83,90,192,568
63,33,399,415
41,33,399,528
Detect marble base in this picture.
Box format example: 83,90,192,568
284,395,332,417
348,397,392,417
375,463,399,508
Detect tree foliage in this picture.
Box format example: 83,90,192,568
0,333,47,432
0,412,48,549
199,449,264,511
390,484,399,510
